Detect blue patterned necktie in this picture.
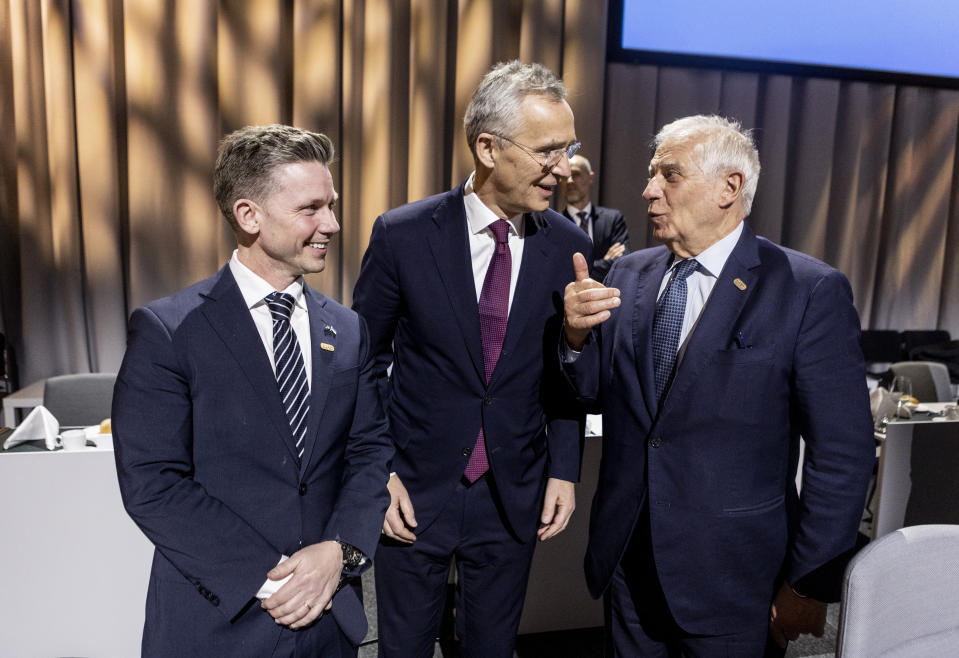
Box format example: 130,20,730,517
651,258,699,402
266,292,310,461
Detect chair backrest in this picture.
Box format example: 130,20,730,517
901,330,951,360
890,361,953,402
859,329,903,364
836,524,959,657
43,373,117,427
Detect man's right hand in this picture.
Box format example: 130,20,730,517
382,474,417,543
564,252,620,350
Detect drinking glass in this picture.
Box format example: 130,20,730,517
890,376,913,417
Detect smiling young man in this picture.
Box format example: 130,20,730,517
113,125,392,657
352,61,592,657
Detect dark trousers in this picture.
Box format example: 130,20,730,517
375,474,537,658
604,507,783,658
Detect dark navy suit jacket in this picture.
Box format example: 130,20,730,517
564,224,874,635
113,266,391,656
353,182,592,539
563,205,629,282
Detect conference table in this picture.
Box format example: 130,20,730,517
873,402,959,539
0,441,153,658
0,421,605,656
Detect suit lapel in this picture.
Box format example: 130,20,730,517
425,186,485,383
633,250,672,418
665,226,762,408
200,267,301,462
300,287,335,473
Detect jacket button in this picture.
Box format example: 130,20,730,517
484,396,492,406
462,447,472,457
650,437,662,448
298,483,308,495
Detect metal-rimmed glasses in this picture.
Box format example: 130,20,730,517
492,134,581,170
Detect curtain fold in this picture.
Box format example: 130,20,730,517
1,0,956,386
601,62,959,336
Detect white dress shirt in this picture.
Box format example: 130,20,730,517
566,202,593,241
659,221,744,353
228,250,311,598
229,251,312,386
464,173,525,311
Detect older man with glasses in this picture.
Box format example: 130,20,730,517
353,60,591,657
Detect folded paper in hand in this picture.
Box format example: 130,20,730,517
2,406,61,450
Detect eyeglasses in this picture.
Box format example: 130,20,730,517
492,134,581,170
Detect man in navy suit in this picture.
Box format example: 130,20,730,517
561,154,630,282
563,115,874,655
352,61,592,657
113,125,392,657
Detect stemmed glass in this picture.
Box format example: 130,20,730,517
890,376,913,418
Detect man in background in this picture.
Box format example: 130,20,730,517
562,153,629,282
563,115,874,655
353,61,591,657
113,124,391,657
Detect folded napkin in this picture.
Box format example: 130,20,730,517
2,405,60,450
869,387,910,423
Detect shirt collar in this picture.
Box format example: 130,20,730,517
670,221,744,278
229,250,306,310
566,202,592,219
463,171,525,238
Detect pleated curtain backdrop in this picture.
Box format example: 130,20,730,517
1,1,956,387
0,0,610,384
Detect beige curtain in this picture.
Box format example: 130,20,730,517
0,0,609,384
600,63,959,335
3,1,956,387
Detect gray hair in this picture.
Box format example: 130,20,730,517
214,124,335,230
463,60,567,157
654,115,761,215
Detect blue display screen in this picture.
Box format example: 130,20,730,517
619,0,959,81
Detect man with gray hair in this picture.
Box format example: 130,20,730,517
114,124,392,656
353,61,591,656
563,115,873,655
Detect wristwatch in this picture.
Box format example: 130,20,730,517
338,541,367,574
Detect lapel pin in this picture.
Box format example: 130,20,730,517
320,342,335,352
733,278,747,291
324,325,337,336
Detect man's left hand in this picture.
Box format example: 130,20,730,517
768,581,827,647
261,541,343,629
537,478,575,541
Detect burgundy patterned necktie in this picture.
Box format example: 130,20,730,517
464,219,511,482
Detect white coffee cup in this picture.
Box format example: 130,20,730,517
93,433,114,450
59,429,88,451
943,405,959,421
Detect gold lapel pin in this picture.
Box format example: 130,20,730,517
320,342,335,352
733,278,747,291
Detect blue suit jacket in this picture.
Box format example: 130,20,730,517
353,182,592,539
113,266,391,656
563,205,630,282
565,224,874,634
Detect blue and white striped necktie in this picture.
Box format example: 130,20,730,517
265,292,310,461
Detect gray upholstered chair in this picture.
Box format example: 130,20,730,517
890,361,953,402
836,524,959,656
43,373,117,427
